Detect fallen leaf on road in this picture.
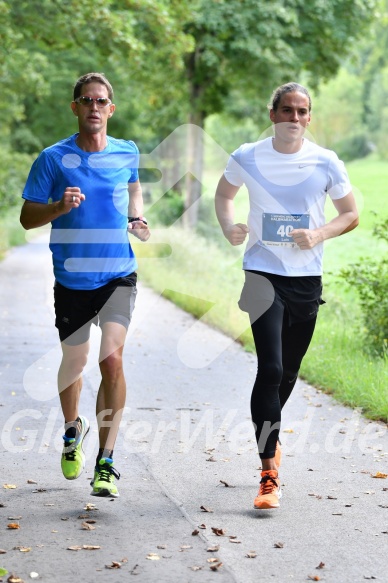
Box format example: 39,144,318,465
105,562,121,569
180,545,192,550
67,546,82,551
198,524,207,529
332,513,342,516
27,480,37,485
18,548,31,553
229,539,241,544
190,566,202,571
29,574,39,579
0,503,6,508
283,429,294,433
273,542,284,548
219,480,235,488
0,568,8,577
307,576,320,581
8,517,21,521
327,496,337,500
246,551,257,558
32,489,46,493
207,558,219,563
371,472,387,479
81,522,95,531
0,550,6,554
82,545,100,550
192,529,199,536
7,575,24,583
7,524,20,530
84,503,98,511
146,553,160,561
316,562,325,569
211,527,226,536
3,485,16,490
156,545,166,550
207,545,220,552
210,562,223,571
200,506,213,513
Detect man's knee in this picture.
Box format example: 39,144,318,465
99,351,123,378
258,361,283,385
282,366,299,385
61,346,89,375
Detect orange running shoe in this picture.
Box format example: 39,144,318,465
254,470,282,509
274,440,282,468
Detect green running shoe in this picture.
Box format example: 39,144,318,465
90,457,120,498
61,416,90,480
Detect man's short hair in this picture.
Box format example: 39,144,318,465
268,82,311,112
73,72,114,101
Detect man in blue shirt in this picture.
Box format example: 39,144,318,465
20,72,150,498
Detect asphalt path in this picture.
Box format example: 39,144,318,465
0,236,387,583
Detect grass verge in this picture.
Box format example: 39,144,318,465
0,205,26,259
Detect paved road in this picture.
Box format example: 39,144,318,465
0,237,387,583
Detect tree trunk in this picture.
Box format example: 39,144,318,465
183,109,205,229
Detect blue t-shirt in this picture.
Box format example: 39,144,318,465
23,134,139,289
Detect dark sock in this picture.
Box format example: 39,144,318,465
96,448,114,465
64,417,81,439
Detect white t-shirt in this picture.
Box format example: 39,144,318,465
224,137,352,276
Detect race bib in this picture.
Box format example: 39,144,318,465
262,213,310,247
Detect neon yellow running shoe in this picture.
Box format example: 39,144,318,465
90,458,120,498
61,416,90,480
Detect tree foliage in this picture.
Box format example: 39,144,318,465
180,0,377,225
0,0,382,218
341,218,388,358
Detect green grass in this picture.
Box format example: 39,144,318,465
0,204,27,259
300,307,388,421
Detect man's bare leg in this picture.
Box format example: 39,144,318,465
91,322,127,497
58,340,90,479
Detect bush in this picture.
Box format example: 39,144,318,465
333,133,374,162
340,218,388,357
0,148,34,209
146,189,184,226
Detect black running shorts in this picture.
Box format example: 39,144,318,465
54,273,137,345
239,270,325,325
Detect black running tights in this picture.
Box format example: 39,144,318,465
250,301,317,459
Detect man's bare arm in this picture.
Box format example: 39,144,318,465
20,187,85,230
291,191,359,250
215,175,249,246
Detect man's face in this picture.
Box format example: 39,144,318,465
269,91,311,143
71,82,115,134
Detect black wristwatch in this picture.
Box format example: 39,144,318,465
128,216,148,225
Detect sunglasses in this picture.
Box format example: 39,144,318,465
74,96,112,108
